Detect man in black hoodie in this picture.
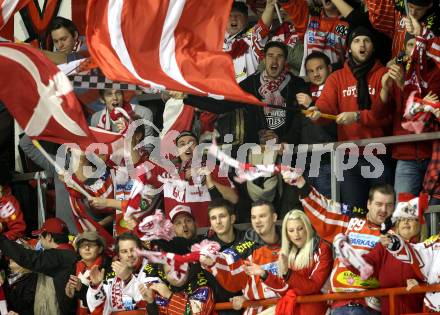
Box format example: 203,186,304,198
185,41,310,148
0,217,76,314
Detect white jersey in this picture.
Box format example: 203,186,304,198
387,234,440,311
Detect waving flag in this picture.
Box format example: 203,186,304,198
0,43,120,150
0,0,30,30
86,0,262,105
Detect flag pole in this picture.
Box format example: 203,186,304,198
274,3,283,24
31,140,93,199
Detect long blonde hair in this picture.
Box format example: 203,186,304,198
278,210,316,275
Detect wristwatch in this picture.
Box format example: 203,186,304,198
355,111,361,122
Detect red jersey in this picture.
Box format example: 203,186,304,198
206,230,281,315
282,0,349,76
298,184,382,310
365,0,436,58
0,186,26,240
128,160,235,227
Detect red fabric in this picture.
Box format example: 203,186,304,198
133,162,236,227
391,87,432,160
264,240,332,315
66,182,115,253
300,186,382,294
282,0,348,69
0,186,26,240
75,257,104,315
316,61,393,142
156,287,215,315
0,0,30,30
0,43,121,151
86,0,262,105
276,290,297,315
208,242,281,315
346,243,424,315
364,0,435,59
280,0,309,40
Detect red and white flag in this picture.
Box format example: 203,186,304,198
0,43,121,150
86,0,262,105
0,0,30,30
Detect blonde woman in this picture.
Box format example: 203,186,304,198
244,210,332,315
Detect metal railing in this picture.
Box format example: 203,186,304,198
214,284,440,315
108,284,440,315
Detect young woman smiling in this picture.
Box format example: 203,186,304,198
244,210,333,315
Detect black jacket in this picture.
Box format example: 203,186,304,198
186,71,310,145
0,236,77,315
4,272,37,315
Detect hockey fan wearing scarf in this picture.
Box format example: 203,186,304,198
186,41,309,146
91,89,153,138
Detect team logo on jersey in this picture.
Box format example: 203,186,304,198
335,271,379,288
192,287,209,302
347,232,379,248
261,262,279,276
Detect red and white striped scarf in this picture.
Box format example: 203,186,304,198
66,172,115,253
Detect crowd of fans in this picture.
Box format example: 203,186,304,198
0,0,440,314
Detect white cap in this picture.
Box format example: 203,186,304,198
169,205,193,222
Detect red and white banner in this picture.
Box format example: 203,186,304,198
0,0,30,30
86,0,262,105
0,43,120,150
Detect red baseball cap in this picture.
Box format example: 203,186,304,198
32,217,68,236
169,205,194,222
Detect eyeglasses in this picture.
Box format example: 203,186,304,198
79,242,99,249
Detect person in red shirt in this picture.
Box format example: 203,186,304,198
280,0,350,76
127,131,238,227
308,26,398,209
344,194,425,315
244,209,333,315
0,170,26,240
282,171,395,314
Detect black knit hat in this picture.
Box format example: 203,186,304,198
231,1,248,16
348,26,374,48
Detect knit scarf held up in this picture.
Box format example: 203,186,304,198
348,55,376,110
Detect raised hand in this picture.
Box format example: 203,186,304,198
89,265,105,286
404,15,422,36
281,171,305,188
